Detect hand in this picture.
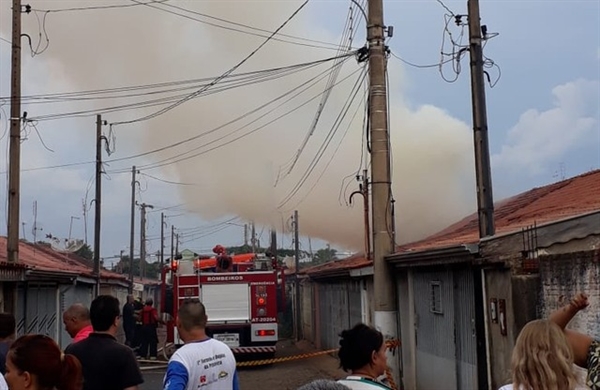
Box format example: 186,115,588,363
570,293,589,311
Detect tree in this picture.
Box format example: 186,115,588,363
113,255,161,279
75,244,93,260
313,246,338,264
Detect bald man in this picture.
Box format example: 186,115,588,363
163,299,239,390
63,303,93,343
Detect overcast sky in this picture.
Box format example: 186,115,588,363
0,0,598,266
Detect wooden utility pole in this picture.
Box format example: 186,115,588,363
175,233,179,255
128,166,137,292
7,0,23,263
468,0,495,238
93,114,106,297
160,212,165,267
293,210,301,341
367,0,399,383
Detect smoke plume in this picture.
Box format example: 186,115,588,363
5,0,476,250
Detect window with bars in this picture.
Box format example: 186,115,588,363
430,281,443,314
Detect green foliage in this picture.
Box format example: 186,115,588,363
113,255,161,279
312,247,338,264
75,244,94,260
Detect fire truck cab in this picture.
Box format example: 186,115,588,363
160,245,285,358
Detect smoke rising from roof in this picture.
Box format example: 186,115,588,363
6,0,476,250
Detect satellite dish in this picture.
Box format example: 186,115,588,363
47,235,85,253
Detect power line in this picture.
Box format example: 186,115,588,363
390,51,455,69
8,55,347,103
110,64,363,174
109,0,311,127
276,0,361,183
278,67,367,210
22,56,343,121
139,172,197,186
130,0,345,51
104,58,354,171
3,54,356,175
31,0,170,13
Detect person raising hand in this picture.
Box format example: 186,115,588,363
549,292,599,389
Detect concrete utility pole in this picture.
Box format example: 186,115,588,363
7,0,24,263
362,170,371,259
468,0,495,238
175,233,179,255
250,222,256,253
139,203,153,278
367,0,399,383
93,114,107,297
293,210,301,341
82,199,88,245
270,229,277,261
244,224,249,246
170,225,175,261
128,166,137,292
160,212,165,267
68,216,79,241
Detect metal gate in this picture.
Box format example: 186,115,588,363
59,284,93,349
413,269,478,390
317,281,359,350
348,280,362,328
454,270,478,389
16,284,59,341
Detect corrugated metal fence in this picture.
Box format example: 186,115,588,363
300,279,363,350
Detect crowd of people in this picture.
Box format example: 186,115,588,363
0,291,597,389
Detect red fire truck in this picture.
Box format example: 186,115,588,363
160,245,285,358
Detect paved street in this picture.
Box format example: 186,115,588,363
139,341,344,390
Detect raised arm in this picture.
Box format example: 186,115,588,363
550,293,588,329
549,293,594,368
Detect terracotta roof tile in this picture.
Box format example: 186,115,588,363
397,169,600,252
0,237,126,281
303,252,371,277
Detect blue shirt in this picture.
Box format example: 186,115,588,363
163,338,240,390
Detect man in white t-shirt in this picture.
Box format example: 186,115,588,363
163,299,240,390
0,373,7,390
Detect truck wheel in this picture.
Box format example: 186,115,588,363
161,342,177,360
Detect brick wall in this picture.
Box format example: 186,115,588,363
539,250,600,337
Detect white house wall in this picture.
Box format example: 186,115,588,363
539,250,600,348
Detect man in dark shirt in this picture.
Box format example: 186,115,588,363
122,295,136,347
0,313,15,375
65,295,144,390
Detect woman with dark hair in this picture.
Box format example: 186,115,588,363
5,334,83,390
336,323,391,390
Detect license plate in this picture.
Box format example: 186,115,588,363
214,333,240,347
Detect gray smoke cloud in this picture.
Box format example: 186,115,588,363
4,0,476,250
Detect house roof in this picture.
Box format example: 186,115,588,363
0,237,127,282
396,169,600,253
305,169,600,278
133,276,161,286
302,252,371,278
